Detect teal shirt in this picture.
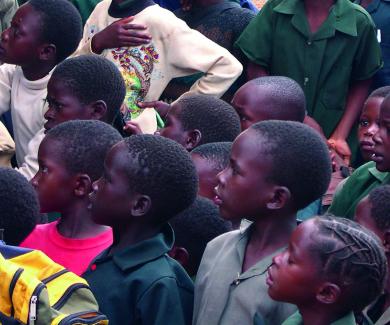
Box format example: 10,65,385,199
235,0,382,138
83,224,194,325
282,311,357,325
328,161,390,219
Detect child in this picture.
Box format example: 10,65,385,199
267,216,387,325
355,185,390,325
231,76,306,130
75,0,243,133
357,86,390,163
157,94,241,151
0,0,82,177
85,134,198,324
19,54,126,180
194,120,332,325
0,167,38,245
191,142,232,200
329,94,390,218
236,0,382,163
20,120,123,275
169,196,232,278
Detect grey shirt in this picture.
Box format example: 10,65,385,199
193,225,296,325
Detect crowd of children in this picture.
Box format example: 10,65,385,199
0,0,390,324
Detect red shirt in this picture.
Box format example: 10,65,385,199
20,221,113,275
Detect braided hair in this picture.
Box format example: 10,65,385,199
311,216,387,311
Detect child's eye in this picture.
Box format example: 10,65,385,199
359,120,369,127
41,166,48,174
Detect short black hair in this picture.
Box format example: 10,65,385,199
248,76,306,122
122,134,198,221
45,120,122,180
368,185,390,229
250,121,331,210
29,0,82,62
177,94,241,145
170,197,232,275
51,55,126,124
0,167,39,245
369,86,390,99
311,216,387,311
191,142,232,172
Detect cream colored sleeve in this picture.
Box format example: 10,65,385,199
15,129,44,180
0,64,15,115
0,120,14,167
166,26,243,98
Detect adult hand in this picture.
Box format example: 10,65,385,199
328,138,351,166
123,121,143,136
137,101,171,120
91,16,152,54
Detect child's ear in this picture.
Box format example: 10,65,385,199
39,44,57,62
383,230,390,254
185,129,201,151
266,186,291,210
168,246,189,268
131,194,152,217
74,174,92,197
316,283,341,304
89,100,108,120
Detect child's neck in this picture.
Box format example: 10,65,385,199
242,212,296,273
57,202,109,239
109,222,161,255
22,62,55,81
304,0,334,34
299,305,349,325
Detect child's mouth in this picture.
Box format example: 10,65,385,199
213,187,223,206
266,265,274,287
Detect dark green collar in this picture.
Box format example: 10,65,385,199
273,0,358,37
98,224,174,272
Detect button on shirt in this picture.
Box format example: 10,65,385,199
235,0,382,137
193,225,296,325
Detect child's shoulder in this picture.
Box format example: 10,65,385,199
204,229,242,254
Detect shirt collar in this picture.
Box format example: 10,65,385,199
273,0,358,37
368,164,390,183
97,223,174,272
282,311,356,325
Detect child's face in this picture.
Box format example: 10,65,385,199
358,97,382,162
89,142,138,227
0,4,43,66
158,103,189,148
373,98,390,172
214,129,275,221
231,84,270,131
44,77,90,132
31,137,75,213
267,219,323,305
355,197,383,241
191,153,219,201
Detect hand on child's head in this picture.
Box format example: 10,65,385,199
91,16,151,54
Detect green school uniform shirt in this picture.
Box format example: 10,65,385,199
83,224,194,325
193,224,297,325
235,0,382,138
282,311,357,325
328,161,390,219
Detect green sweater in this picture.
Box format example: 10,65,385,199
83,224,194,325
328,161,390,219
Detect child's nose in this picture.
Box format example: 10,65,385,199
1,28,9,42
216,168,227,186
373,129,382,144
367,124,379,136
